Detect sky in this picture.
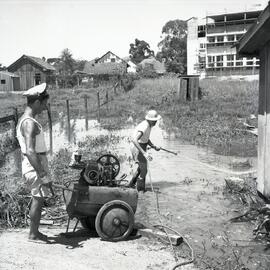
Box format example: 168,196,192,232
0,0,268,66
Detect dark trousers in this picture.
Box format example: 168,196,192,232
129,143,148,191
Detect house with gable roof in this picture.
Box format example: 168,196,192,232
8,55,56,91
83,51,128,76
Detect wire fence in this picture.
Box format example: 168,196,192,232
0,80,124,155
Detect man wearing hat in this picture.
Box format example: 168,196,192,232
16,83,52,243
128,110,161,191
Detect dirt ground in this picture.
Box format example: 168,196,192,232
0,210,197,270
0,132,268,270
135,147,270,270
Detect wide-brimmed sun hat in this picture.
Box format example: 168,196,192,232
145,110,161,121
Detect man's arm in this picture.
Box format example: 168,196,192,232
22,119,47,178
132,131,152,160
147,139,160,151
132,131,145,154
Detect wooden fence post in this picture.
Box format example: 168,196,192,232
97,92,101,123
47,103,53,154
11,107,18,139
66,100,71,142
84,96,88,130
106,90,109,113
13,107,18,125
113,83,117,95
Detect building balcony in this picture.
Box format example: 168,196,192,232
205,61,260,69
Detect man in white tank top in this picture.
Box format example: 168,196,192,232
16,83,51,243
128,110,161,191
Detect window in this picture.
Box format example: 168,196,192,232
227,35,235,41
111,58,116,62
246,57,254,66
200,43,205,49
208,37,215,43
227,55,234,61
208,56,214,67
227,55,234,66
199,56,206,69
198,25,205,31
198,25,206,37
216,55,223,67
236,54,243,66
35,73,41,85
1,79,6,84
217,36,224,42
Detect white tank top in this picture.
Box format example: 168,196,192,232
16,116,48,154
16,116,48,175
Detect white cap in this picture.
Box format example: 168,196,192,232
23,83,47,97
145,110,161,121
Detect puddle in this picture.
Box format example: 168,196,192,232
0,117,257,189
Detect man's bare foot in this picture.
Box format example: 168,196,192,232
29,232,48,242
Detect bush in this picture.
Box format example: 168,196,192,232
137,64,159,78
121,74,137,92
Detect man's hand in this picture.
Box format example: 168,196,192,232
42,181,53,188
153,145,161,151
144,152,153,161
40,175,51,185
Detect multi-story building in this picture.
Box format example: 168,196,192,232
187,10,262,77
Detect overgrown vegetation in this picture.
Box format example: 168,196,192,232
0,134,127,228
0,76,258,159
99,76,258,156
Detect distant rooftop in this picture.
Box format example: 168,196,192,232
8,55,56,71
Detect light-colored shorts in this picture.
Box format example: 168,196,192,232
23,171,50,198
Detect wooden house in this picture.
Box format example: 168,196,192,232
8,55,56,91
237,2,270,199
82,51,128,87
0,71,20,92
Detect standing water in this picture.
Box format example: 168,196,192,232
1,117,264,269
0,117,256,189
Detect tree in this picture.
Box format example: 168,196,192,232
157,20,187,74
59,48,75,75
129,38,154,64
74,59,87,71
0,63,7,71
58,48,76,87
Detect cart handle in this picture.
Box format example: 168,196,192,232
52,183,74,192
38,183,74,198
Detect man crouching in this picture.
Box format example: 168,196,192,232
16,83,52,243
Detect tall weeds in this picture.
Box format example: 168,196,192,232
109,76,258,156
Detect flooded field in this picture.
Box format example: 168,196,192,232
1,117,267,269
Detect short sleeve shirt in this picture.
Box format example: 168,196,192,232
134,120,151,144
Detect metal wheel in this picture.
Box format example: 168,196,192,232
80,216,96,230
96,154,120,179
95,200,134,241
